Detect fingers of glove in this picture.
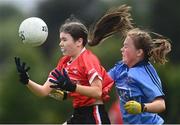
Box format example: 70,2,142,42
62,68,69,79
50,85,59,89
51,71,59,80
124,104,136,114
124,106,134,114
124,103,130,109
14,57,20,66
124,101,133,108
54,69,63,77
124,101,142,114
15,57,21,72
124,107,131,112
15,57,30,72
124,104,132,112
22,62,26,69
49,82,63,90
25,66,30,72
124,101,136,110
130,101,141,107
14,57,18,65
124,106,129,112
51,72,65,85
49,79,59,85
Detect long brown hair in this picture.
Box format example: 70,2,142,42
88,4,134,46
127,28,171,64
88,5,171,64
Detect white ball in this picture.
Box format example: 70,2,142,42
18,17,48,47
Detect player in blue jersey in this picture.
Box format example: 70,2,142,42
88,5,172,124
108,28,171,124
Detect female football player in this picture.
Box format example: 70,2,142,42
88,5,171,124
108,28,171,124
14,16,114,124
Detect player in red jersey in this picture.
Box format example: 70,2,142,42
14,16,114,124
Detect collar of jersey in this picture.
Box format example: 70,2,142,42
68,47,86,65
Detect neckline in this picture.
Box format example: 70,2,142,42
67,47,86,65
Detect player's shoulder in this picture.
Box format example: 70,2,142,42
110,60,126,73
83,49,96,56
81,49,100,62
114,60,125,68
57,56,71,64
130,61,158,80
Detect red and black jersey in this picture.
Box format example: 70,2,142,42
49,48,114,108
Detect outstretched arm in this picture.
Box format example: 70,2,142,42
27,79,52,97
14,57,53,97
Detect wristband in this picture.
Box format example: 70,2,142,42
49,89,67,101
141,103,147,112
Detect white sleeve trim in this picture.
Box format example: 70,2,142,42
89,72,102,84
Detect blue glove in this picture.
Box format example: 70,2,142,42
49,68,76,92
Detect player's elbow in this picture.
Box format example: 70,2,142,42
91,88,102,99
96,90,102,99
157,98,166,113
92,85,102,99
160,101,166,112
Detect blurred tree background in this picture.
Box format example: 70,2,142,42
0,0,180,123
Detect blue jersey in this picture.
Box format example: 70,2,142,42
108,60,164,124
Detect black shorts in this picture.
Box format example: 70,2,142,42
67,104,110,124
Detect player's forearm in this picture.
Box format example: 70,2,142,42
76,84,102,99
27,80,50,97
144,98,166,113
